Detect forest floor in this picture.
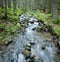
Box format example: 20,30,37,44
0,18,21,49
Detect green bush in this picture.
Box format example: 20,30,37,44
53,26,60,36
10,16,18,21
0,8,4,13
0,24,5,30
0,35,4,40
7,8,23,21
5,24,20,35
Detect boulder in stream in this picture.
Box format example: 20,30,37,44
29,56,43,62
29,17,38,23
30,42,35,45
41,43,46,50
23,44,31,59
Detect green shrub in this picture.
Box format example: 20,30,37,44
0,24,5,30
10,16,18,21
33,12,47,22
53,26,60,36
0,8,4,13
16,9,23,16
0,35,4,40
7,9,23,21
52,17,60,24
46,14,52,17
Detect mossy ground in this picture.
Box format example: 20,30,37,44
0,8,23,47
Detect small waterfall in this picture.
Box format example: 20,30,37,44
18,53,26,62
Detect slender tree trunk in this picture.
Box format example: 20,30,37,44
8,0,11,8
4,0,7,19
13,0,17,12
52,0,58,19
0,0,4,8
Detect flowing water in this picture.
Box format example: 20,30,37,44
0,14,56,62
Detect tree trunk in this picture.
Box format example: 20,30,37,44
52,0,58,19
8,0,11,8
4,0,7,19
0,0,4,8
13,0,17,12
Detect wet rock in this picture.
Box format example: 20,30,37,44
29,56,43,62
5,40,13,46
29,17,38,23
57,50,60,54
32,27,36,30
47,25,57,36
35,58,43,62
24,24,28,28
38,22,44,26
55,53,60,62
37,25,47,32
30,42,35,45
23,50,31,59
44,39,51,42
52,36,58,42
53,36,60,51
21,23,27,28
44,26,48,32
37,26,43,32
56,42,60,50
38,20,44,24
30,21,34,24
29,55,36,62
25,46,31,51
0,55,3,62
41,46,46,50
21,24,25,27
25,44,31,48
23,44,31,59
41,44,46,50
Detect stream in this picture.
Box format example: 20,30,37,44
0,14,56,62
